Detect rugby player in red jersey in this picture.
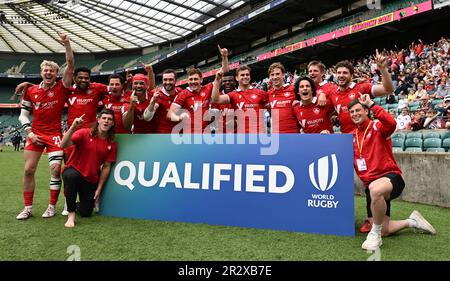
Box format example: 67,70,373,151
60,67,109,215
122,74,154,134
349,95,435,250
330,50,394,134
308,60,338,106
167,45,229,134
102,74,130,134
267,62,299,133
66,67,108,129
143,69,182,133
212,65,269,133
208,71,235,134
16,32,74,220
293,77,334,134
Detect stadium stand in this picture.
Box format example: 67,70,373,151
392,138,405,151
405,137,423,151
392,132,407,140
407,131,423,139
422,131,441,139
424,138,442,150
442,138,450,151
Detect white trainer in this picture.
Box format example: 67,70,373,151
42,205,56,218
61,201,68,216
409,210,436,234
361,232,382,250
16,208,32,220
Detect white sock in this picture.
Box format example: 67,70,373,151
370,224,382,235
407,218,417,228
25,205,32,211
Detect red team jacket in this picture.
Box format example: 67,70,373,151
353,104,402,186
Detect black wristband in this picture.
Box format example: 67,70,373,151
369,103,376,109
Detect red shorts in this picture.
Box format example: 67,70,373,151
25,133,63,153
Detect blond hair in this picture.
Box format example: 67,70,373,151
40,60,59,72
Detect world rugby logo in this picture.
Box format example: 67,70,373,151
309,154,338,192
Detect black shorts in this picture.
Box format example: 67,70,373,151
365,173,405,217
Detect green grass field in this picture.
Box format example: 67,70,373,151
1,146,449,261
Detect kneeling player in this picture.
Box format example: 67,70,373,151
348,95,436,250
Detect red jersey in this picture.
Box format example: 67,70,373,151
172,83,214,134
293,97,334,133
210,91,234,133
330,82,374,133
102,93,130,134
226,87,268,133
353,105,401,186
65,128,117,183
267,84,299,133
123,91,153,134
316,81,338,98
21,80,69,134
67,82,108,128
148,87,181,134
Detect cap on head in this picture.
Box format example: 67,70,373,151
132,73,149,88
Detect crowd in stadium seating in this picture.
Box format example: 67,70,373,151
251,37,450,134
345,37,449,130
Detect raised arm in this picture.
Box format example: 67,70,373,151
218,45,229,73
122,94,137,130
123,69,132,91
143,63,156,91
61,114,84,148
359,94,396,137
143,90,160,121
211,69,230,104
372,49,394,96
57,32,74,88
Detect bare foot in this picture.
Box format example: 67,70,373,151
65,220,75,228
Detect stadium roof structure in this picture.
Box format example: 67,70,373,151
0,0,247,53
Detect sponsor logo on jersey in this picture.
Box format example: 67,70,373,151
191,102,202,111
68,97,77,105
270,100,277,108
